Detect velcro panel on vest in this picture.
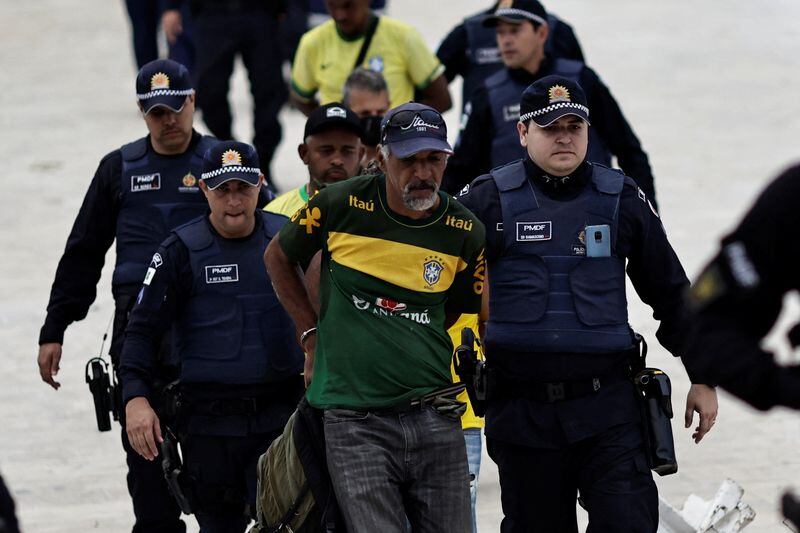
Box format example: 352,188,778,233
120,137,148,162
175,219,215,251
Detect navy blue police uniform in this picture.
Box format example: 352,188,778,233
39,129,214,533
119,143,304,532
685,164,800,410
165,0,288,188
437,3,584,112
459,155,687,532
441,2,655,209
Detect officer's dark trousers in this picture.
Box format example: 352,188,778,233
124,0,159,69
120,421,185,533
487,422,658,533
182,430,282,533
192,8,286,184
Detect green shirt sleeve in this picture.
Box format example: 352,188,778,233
278,190,327,265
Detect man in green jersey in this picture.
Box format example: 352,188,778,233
265,102,485,532
265,103,364,218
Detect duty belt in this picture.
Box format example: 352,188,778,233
500,373,627,404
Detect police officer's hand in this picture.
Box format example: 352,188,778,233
161,9,182,44
37,343,62,390
685,384,718,444
125,396,163,461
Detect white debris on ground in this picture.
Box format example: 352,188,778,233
659,479,756,533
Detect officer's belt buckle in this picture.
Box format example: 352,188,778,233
545,382,566,402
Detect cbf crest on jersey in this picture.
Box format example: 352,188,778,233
423,256,444,287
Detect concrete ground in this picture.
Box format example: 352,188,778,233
2,0,800,531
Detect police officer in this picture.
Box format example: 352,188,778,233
120,141,304,532
162,0,288,189
37,58,215,533
685,165,800,410
457,76,718,532
443,0,656,209
437,0,584,115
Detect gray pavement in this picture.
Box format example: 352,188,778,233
2,0,800,531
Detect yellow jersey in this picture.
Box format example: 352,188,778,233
448,314,484,430
291,16,444,108
265,185,309,218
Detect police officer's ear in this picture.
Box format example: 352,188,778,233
534,21,549,43
517,121,530,148
198,179,210,196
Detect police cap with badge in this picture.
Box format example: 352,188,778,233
136,58,195,115
519,75,591,127
200,141,262,189
482,0,548,28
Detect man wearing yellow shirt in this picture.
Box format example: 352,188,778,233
290,0,452,116
265,103,364,218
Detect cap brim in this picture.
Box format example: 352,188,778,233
389,137,453,159
141,95,187,115
202,171,261,190
532,110,591,127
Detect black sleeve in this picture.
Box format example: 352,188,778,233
39,152,122,345
436,22,470,83
118,235,192,403
455,175,503,262
581,68,657,209
617,182,689,359
683,166,800,409
442,87,494,194
549,17,585,62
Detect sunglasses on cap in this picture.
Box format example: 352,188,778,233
385,109,445,130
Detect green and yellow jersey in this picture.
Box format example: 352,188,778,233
265,185,309,218
278,173,485,410
291,16,445,108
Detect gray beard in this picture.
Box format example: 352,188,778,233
402,184,439,211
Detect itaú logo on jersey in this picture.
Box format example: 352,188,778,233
401,116,439,131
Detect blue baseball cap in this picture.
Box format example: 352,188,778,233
380,103,452,159
200,141,262,190
136,59,194,115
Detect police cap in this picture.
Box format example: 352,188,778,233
519,75,591,127
136,59,194,115
483,0,548,28
200,141,261,190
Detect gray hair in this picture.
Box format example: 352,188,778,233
343,67,389,107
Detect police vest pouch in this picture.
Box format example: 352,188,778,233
634,368,678,476
569,257,628,326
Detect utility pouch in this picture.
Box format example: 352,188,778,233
453,328,488,417
84,357,117,432
160,427,195,515
629,331,677,476
634,368,678,476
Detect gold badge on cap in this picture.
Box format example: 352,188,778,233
150,72,170,90
548,85,571,103
182,172,196,187
221,149,242,167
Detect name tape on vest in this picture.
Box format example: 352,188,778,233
516,221,552,242
131,173,161,192
205,264,239,284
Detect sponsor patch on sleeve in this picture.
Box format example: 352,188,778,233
516,221,552,242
